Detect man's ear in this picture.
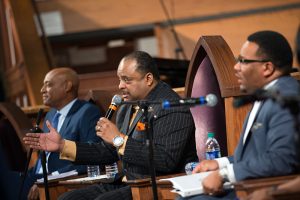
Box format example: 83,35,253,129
145,73,154,86
64,81,73,92
263,61,275,77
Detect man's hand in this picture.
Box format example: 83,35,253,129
202,170,224,195
27,184,39,200
192,160,219,173
96,117,123,144
23,120,65,152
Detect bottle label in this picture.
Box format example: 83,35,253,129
185,162,199,175
205,150,221,160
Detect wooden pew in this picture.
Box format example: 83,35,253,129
234,174,300,199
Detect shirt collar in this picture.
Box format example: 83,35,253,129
57,98,77,117
263,79,278,90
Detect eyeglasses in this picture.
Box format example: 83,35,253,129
236,57,270,64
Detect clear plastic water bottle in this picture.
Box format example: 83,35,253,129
205,132,221,160
87,165,100,177
105,162,118,179
185,162,199,175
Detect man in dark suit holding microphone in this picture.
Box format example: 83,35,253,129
24,51,198,200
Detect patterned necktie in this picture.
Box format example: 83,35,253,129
129,105,139,127
36,112,61,174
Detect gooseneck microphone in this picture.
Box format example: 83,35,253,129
105,95,122,119
162,93,218,109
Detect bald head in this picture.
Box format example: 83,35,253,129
41,67,79,109
50,68,79,95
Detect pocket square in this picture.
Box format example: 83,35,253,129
251,122,263,131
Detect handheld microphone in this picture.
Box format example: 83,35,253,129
162,94,218,109
105,95,122,119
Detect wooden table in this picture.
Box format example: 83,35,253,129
38,173,300,200
126,174,184,200
234,174,299,199
37,175,111,200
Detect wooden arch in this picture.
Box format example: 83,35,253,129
185,35,251,156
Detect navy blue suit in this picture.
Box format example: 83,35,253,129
20,99,101,199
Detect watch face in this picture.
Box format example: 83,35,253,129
113,136,124,147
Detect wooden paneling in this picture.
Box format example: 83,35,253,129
9,0,50,105
0,0,50,106
78,70,119,99
225,98,252,155
36,0,300,34
159,8,300,67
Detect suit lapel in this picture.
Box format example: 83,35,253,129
236,102,263,161
235,116,248,162
119,105,133,135
127,110,143,136
59,100,81,137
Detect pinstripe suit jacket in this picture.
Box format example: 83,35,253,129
75,81,198,180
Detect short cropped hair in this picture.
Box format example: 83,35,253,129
124,51,160,81
248,30,293,74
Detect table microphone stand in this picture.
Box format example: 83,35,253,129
40,150,50,200
139,101,158,200
18,108,50,200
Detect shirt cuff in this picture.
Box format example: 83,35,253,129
59,140,76,161
227,163,236,183
215,157,230,169
118,135,128,156
51,171,59,175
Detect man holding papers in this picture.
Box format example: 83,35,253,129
179,30,300,199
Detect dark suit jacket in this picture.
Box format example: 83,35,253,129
74,81,198,180
232,76,300,181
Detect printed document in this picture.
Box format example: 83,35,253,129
160,171,232,197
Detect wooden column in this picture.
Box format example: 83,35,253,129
3,0,50,106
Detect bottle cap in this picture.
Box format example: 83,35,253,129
208,132,214,138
